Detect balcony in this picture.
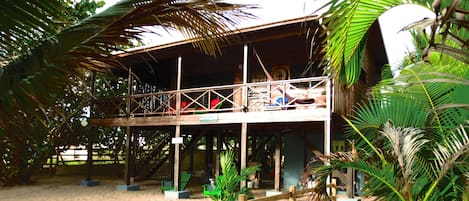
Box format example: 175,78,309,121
92,76,330,126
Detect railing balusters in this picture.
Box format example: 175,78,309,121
95,77,329,118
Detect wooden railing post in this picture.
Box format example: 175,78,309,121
238,193,247,201
289,185,296,201
331,178,337,201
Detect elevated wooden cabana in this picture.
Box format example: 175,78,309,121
88,15,387,198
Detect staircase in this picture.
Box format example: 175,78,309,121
137,133,171,180
137,131,204,180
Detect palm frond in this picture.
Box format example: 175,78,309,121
380,123,428,194
377,63,469,135
316,0,433,85
313,154,405,201
424,123,469,200
0,0,254,123
0,0,70,66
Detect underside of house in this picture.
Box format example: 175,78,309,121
88,16,388,197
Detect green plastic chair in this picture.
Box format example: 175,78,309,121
161,171,192,192
203,175,223,198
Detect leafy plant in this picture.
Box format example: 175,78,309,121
209,150,260,201
316,0,468,86
0,0,254,185
311,0,469,200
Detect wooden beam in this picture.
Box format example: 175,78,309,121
176,56,182,116
216,133,222,177
89,108,329,127
274,133,281,191
174,125,180,191
124,126,132,185
124,67,133,184
242,44,248,111
240,122,248,188
206,133,214,177
346,168,354,197
173,57,182,191
324,79,332,192
85,71,96,181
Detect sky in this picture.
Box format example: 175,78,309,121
98,0,434,71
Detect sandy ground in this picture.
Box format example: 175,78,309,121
0,176,351,201
0,176,209,201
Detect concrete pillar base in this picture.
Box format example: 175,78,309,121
116,184,140,191
164,190,190,199
79,180,100,186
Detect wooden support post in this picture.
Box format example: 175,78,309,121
85,127,93,181
176,56,182,116
242,44,248,108
206,133,214,177
189,146,194,173
324,78,332,188
174,125,181,191
324,78,331,157
215,133,222,177
251,136,256,161
173,56,182,191
238,194,247,201
124,126,132,185
169,138,175,181
346,168,354,197
131,131,137,182
240,122,247,188
289,185,297,201
331,178,337,201
124,66,133,185
85,72,96,181
274,133,281,191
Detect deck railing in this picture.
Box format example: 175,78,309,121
93,76,329,118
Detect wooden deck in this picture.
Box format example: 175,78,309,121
90,76,330,127
90,108,329,127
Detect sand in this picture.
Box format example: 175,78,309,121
0,176,329,201
0,176,209,201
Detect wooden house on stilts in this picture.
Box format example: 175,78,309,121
88,16,388,198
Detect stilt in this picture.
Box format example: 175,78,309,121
116,126,139,191
80,71,99,187
251,135,256,161
206,133,214,177
274,133,281,191
215,133,223,177
240,122,247,188
266,133,282,196
116,65,138,191
164,56,189,199
174,125,181,191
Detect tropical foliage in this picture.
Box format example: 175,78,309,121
317,0,468,85
311,64,469,200
208,150,260,201
0,0,254,185
310,0,469,200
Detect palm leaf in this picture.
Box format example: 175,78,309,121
0,0,254,123
313,153,405,201
0,0,70,66
377,63,469,136
316,0,433,85
380,123,428,195
424,123,469,201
